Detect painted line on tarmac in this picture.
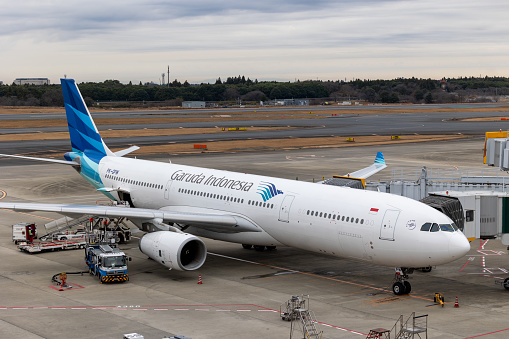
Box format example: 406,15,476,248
208,252,435,302
0,304,365,336
464,327,509,338
0,189,6,200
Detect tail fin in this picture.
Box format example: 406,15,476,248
61,78,113,157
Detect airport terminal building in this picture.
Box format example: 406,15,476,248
14,78,50,85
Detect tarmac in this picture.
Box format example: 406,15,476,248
1,139,509,338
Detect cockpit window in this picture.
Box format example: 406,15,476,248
420,223,432,231
421,222,459,232
439,224,456,232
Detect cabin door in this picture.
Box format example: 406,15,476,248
164,180,173,200
278,195,295,223
380,209,400,240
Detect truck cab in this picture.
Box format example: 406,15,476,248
85,244,129,283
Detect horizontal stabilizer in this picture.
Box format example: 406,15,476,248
114,146,140,157
0,153,79,166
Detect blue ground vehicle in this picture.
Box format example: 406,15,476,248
85,244,129,283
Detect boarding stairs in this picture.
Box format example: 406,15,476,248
40,215,92,241
391,312,428,339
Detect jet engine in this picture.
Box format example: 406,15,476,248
139,231,207,271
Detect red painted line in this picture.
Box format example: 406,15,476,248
464,328,509,338
478,239,488,250
459,260,471,272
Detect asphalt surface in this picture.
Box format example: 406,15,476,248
1,140,509,338
1,103,509,158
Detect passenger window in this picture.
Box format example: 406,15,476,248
420,223,432,231
311,211,314,216
360,219,364,224
356,218,359,223
346,217,349,222
328,214,331,219
430,223,439,232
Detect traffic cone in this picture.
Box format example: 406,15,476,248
197,274,203,285
454,296,459,308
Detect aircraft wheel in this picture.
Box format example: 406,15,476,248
504,278,509,291
242,244,252,249
254,245,265,251
266,246,277,251
392,282,406,295
404,281,412,294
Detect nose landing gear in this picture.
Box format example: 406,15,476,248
392,267,413,295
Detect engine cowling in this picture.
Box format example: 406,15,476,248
139,231,207,271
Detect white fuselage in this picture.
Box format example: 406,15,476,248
97,156,470,268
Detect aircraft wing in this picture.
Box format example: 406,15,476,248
346,152,387,179
0,202,260,233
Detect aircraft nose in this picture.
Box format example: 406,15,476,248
449,232,471,258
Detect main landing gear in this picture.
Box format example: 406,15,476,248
392,267,413,295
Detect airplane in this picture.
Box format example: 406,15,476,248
0,78,471,295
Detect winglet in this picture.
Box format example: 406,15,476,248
374,152,385,165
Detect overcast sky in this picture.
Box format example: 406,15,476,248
1,0,508,84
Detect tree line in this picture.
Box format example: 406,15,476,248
1,76,508,107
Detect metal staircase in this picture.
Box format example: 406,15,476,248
391,312,428,339
280,295,323,339
40,215,92,241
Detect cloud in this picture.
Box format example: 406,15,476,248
1,0,508,83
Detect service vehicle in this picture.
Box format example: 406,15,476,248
85,244,129,283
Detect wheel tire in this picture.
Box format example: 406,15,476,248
420,266,432,273
61,237,67,241
242,244,252,249
266,246,277,251
392,282,405,295
403,281,411,294
504,278,509,291
254,245,265,251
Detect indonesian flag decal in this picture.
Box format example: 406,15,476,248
369,207,379,214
